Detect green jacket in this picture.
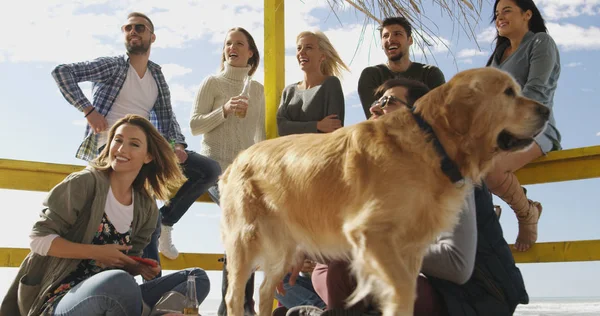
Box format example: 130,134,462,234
0,167,159,316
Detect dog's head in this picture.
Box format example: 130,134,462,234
415,67,550,181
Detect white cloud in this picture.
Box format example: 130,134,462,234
460,59,473,64
0,2,122,63
411,36,451,58
548,23,600,51
536,0,600,20
169,83,197,105
566,62,583,67
581,88,594,92
477,26,497,43
161,64,192,81
596,132,600,137
457,48,488,58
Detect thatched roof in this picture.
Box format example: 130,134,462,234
326,0,485,59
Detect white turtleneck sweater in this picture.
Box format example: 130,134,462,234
190,64,266,171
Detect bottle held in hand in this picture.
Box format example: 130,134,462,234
183,275,199,314
236,75,252,118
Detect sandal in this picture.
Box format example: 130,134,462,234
514,200,542,251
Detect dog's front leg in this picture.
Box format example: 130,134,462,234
346,224,421,316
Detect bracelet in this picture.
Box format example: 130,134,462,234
84,107,95,117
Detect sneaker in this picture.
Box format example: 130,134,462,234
286,305,324,316
158,224,179,259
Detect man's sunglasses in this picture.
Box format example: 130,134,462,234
376,95,409,109
121,24,153,34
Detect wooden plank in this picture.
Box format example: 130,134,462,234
511,239,600,264
0,248,223,271
1,240,599,270
2,147,599,195
0,159,213,202
264,0,285,140
516,146,600,185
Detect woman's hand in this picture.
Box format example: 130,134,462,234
223,96,249,117
91,244,136,268
317,114,342,133
300,259,317,274
122,258,162,280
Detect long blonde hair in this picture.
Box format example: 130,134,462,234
92,114,186,201
296,30,350,78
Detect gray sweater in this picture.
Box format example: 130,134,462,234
490,31,561,149
277,76,345,136
421,191,477,285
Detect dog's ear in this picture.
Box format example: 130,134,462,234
436,81,480,136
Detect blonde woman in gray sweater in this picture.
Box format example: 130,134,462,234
189,27,265,316
277,30,349,136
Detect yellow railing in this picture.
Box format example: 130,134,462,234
1,145,599,270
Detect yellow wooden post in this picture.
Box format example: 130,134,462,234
264,0,285,139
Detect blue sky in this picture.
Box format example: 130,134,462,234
0,0,599,307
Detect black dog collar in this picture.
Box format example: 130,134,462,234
409,107,464,183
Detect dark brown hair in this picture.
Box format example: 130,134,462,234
93,114,186,201
375,78,430,107
127,12,155,33
220,27,260,76
378,16,413,38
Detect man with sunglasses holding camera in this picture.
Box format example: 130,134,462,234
357,16,446,119
51,12,221,270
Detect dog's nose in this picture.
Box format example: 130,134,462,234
536,104,550,120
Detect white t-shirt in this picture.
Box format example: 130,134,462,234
30,187,134,256
98,64,158,147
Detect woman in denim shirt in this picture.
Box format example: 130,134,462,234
485,0,561,252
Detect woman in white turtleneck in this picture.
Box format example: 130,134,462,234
190,27,266,173
189,27,264,316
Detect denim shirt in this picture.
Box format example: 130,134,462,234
52,55,187,161
490,31,562,148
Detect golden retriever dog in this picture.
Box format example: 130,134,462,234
219,67,549,316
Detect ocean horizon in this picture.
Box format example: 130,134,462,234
196,296,600,316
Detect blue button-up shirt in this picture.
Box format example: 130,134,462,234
52,55,187,161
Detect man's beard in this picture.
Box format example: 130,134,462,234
388,50,405,62
126,38,150,55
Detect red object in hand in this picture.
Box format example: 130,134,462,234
129,256,158,267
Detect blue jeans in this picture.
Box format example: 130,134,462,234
143,150,221,264
52,268,210,315
160,150,221,226
275,273,326,309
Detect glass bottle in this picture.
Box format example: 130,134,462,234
236,75,252,118
183,275,199,315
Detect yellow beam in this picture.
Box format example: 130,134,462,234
2,147,599,196
264,0,285,139
0,247,223,271
511,239,600,263
0,159,213,202
1,240,599,270
516,145,600,185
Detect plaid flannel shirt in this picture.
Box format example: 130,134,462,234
52,55,187,161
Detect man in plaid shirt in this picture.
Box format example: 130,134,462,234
51,12,221,266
